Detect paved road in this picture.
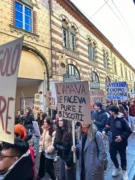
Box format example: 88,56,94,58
36,133,135,180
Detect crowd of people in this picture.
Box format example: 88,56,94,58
0,99,135,180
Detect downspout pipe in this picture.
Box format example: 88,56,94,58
49,0,53,81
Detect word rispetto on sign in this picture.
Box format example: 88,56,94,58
106,81,127,100
55,81,91,123
0,37,23,143
90,90,106,105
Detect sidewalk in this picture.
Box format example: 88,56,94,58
104,133,135,180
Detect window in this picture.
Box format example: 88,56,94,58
88,44,96,61
120,64,123,77
62,21,76,51
15,1,32,32
114,59,117,73
125,68,127,79
70,27,76,51
90,72,99,83
103,53,108,68
90,71,100,89
64,64,80,82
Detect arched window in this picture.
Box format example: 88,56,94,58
88,43,96,61
103,53,108,68
114,59,117,73
120,64,123,77
64,64,80,82
62,20,69,48
106,76,111,83
70,26,76,51
90,71,100,89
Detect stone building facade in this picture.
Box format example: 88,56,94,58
0,0,135,111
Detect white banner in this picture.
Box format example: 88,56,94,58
55,81,91,123
106,82,128,100
0,37,23,143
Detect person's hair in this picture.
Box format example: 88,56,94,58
108,105,119,114
26,107,32,116
2,139,29,158
119,105,125,114
15,115,21,125
42,113,47,120
78,123,97,141
95,102,102,109
45,116,54,137
55,119,72,143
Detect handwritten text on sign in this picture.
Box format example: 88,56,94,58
106,82,127,100
0,37,23,143
90,90,106,105
55,81,91,123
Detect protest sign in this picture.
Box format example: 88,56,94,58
55,81,90,123
106,82,127,100
33,93,40,119
0,37,23,143
90,90,106,105
32,121,40,137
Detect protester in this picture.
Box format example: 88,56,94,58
54,118,76,180
14,124,36,178
73,121,106,180
119,105,128,120
93,102,108,132
0,139,34,180
23,107,34,131
37,116,56,180
36,112,47,135
102,105,132,180
129,101,135,132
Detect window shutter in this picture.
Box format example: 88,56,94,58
33,11,37,34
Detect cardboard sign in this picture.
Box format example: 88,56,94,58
0,37,23,143
33,94,40,119
55,81,91,123
106,82,127,100
90,90,106,105
32,121,40,136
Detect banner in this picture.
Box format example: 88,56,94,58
106,82,127,100
0,37,23,143
90,90,106,105
55,81,91,123
33,93,40,119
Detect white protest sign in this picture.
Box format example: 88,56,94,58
90,90,106,105
0,37,23,143
50,82,57,110
33,93,40,119
106,82,127,100
32,121,40,137
55,81,91,123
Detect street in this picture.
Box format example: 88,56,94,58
36,133,135,180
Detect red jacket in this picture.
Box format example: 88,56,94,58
129,104,135,116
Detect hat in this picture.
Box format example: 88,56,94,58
14,124,27,140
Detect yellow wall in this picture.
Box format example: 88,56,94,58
19,51,45,80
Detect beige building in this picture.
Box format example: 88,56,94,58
0,0,135,112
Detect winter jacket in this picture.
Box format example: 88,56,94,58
23,113,34,131
41,130,56,159
0,150,34,180
93,109,108,132
104,113,132,146
54,130,73,168
129,104,135,116
76,129,106,180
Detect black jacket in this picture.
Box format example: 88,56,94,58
54,131,73,168
94,109,108,132
3,151,34,180
104,113,132,146
24,113,34,130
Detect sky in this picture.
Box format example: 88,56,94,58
71,0,135,67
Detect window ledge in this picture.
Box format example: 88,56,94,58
9,25,39,41
89,59,98,66
63,47,79,58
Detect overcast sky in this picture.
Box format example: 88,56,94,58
71,0,135,67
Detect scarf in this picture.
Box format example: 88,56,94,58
82,127,88,133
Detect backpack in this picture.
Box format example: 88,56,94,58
94,133,108,171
